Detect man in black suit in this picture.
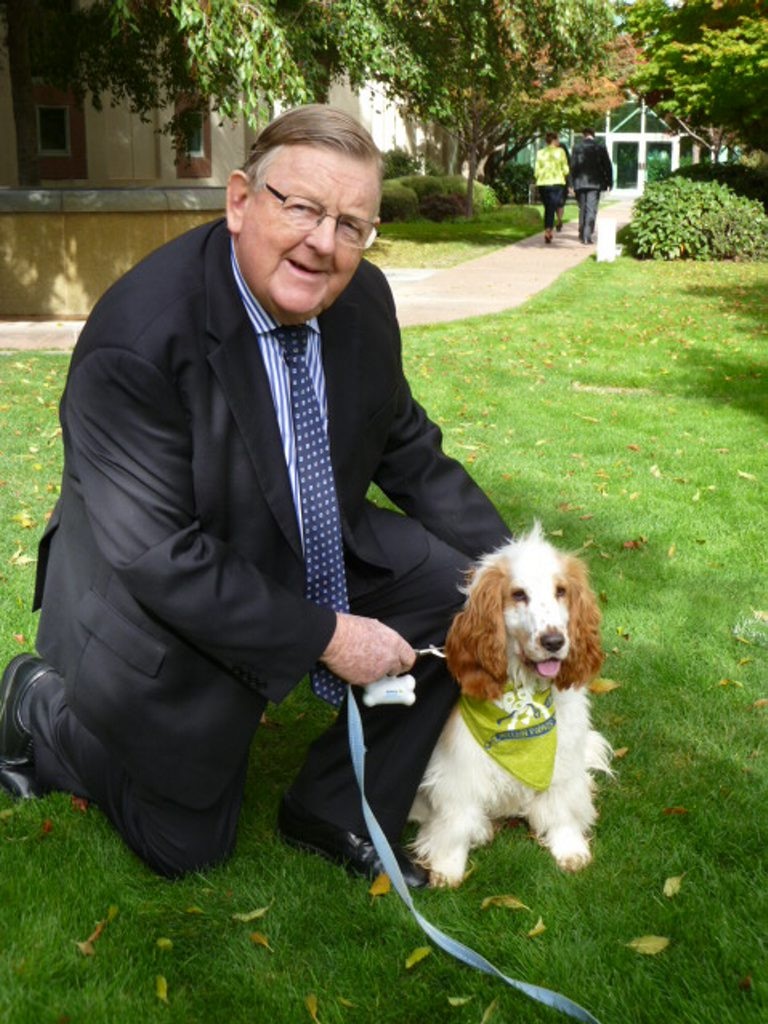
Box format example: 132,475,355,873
569,128,614,245
0,105,509,884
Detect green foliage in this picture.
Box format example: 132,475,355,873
486,162,535,204
623,0,768,151
629,177,768,262
381,147,421,179
379,180,419,222
672,160,768,213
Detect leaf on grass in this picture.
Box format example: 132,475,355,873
156,937,174,951
481,895,530,911
185,906,204,915
369,872,391,897
663,875,685,898
155,975,169,1004
480,997,499,1023
0,808,14,821
447,996,473,1007
626,935,670,956
527,917,547,938
717,678,743,688
70,796,89,813
337,997,356,1008
589,678,621,695
249,932,273,952
663,806,689,816
649,464,662,478
305,993,320,1022
232,906,270,922
753,698,768,710
76,919,106,957
9,547,34,566
613,747,629,759
405,946,432,970
737,471,756,481
754,610,768,623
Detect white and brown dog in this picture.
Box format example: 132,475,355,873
410,524,612,888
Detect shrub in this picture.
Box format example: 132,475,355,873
672,160,768,213
379,180,419,222
382,147,421,179
630,177,768,262
396,175,447,201
441,175,500,213
419,192,466,222
484,162,534,204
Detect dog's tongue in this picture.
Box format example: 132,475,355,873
535,659,562,678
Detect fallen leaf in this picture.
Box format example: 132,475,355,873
718,678,743,688
156,938,173,951
232,906,270,922
527,917,547,938
626,935,670,955
185,906,204,915
613,747,629,759
155,975,169,1004
663,806,689,816
481,895,530,911
480,997,500,1023
589,678,621,694
305,993,320,1023
76,919,106,957
737,471,756,481
249,932,273,952
663,875,685,898
405,946,432,969
753,699,768,710
738,976,753,992
70,796,89,813
369,873,391,897
447,996,473,1007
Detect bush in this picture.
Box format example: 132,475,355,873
382,147,421,179
419,192,466,222
396,175,447,201
672,160,768,213
630,177,768,262
441,175,500,213
379,180,419,222
484,162,534,204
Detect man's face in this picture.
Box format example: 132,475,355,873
226,144,381,325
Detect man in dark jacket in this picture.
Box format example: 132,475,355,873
0,105,509,885
569,129,614,245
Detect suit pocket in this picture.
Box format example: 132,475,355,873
77,588,166,677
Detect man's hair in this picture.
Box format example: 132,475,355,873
243,104,384,188
545,131,560,144
582,128,596,138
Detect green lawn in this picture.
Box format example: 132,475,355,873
0,252,766,1024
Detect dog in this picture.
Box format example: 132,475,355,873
409,523,612,888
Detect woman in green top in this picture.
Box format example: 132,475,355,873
534,132,570,244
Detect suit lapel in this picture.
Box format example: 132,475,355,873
204,225,303,559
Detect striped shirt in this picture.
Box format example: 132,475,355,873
230,241,326,540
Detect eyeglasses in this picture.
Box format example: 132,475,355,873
263,183,378,250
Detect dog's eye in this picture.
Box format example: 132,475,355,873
511,589,528,604
556,585,567,599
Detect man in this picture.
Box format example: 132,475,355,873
569,128,613,245
0,106,509,885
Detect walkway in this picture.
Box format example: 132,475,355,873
0,200,633,350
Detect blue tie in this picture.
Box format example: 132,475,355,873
275,326,349,707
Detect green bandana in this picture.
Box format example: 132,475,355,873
459,684,557,791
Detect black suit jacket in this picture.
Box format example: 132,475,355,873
570,138,613,192
33,219,508,807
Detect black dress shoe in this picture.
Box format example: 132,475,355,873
0,654,51,766
278,794,428,889
0,764,43,799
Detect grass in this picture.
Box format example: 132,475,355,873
0,249,766,1024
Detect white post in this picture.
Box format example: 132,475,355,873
596,217,617,262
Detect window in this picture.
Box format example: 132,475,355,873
175,99,212,179
37,106,70,156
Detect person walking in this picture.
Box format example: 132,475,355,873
534,132,570,244
570,128,613,245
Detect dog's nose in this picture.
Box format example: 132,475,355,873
540,631,566,653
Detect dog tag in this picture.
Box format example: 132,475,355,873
362,674,417,707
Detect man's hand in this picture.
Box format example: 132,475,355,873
321,612,416,686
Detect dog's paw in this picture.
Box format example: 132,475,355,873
428,867,464,889
547,828,592,872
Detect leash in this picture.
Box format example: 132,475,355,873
346,677,604,1024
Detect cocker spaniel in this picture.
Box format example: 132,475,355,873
410,523,612,888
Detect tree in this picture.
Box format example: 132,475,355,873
0,0,379,186
623,0,768,156
359,0,618,214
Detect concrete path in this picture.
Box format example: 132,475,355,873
0,200,633,350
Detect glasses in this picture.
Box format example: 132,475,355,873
263,183,378,250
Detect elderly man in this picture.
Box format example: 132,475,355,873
0,105,508,884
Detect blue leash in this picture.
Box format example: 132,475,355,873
347,693,604,1024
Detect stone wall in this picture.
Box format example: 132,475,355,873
0,189,225,317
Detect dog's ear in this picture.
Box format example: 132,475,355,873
557,555,604,689
445,564,509,700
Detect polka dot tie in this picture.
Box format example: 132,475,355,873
275,327,349,707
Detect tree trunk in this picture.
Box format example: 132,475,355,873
6,0,41,186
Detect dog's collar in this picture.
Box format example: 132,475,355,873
459,683,557,790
